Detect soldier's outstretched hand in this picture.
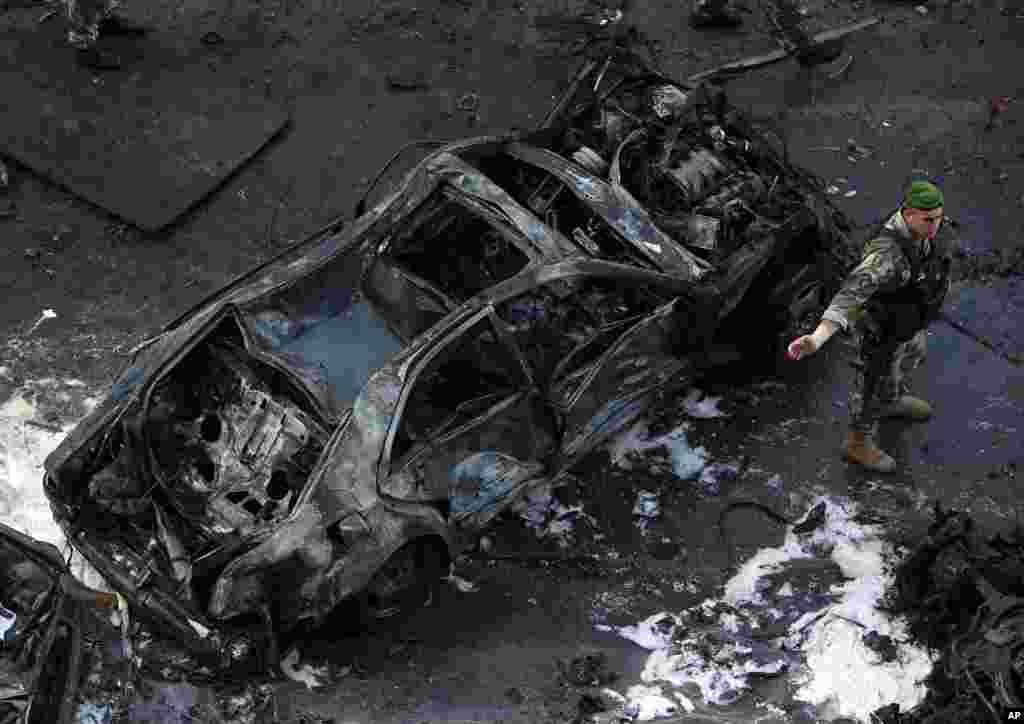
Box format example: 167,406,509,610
787,335,819,360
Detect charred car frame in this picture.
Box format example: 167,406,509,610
26,50,853,685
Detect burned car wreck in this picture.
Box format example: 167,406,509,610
22,50,854,697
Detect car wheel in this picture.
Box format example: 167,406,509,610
361,539,446,621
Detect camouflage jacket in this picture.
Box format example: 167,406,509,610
822,208,947,335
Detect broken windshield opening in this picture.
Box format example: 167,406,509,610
494,275,671,393
244,250,405,414
381,191,531,303
389,316,530,466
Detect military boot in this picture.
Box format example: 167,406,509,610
844,431,896,473
879,396,932,421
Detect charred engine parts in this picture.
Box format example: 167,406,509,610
696,171,767,215
650,84,694,121
683,214,722,251
664,148,731,205
146,341,329,538
572,146,609,176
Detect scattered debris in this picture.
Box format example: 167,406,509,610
280,646,329,690
985,95,1011,131
512,485,596,545
681,388,729,418
698,461,742,496
25,309,56,335
559,650,618,687
76,702,112,724
602,498,933,718
0,603,15,642
610,419,708,481
0,163,13,219
445,567,480,593
845,138,872,161
634,491,660,519
884,503,1024,722
623,684,682,720
455,91,479,112
386,64,431,91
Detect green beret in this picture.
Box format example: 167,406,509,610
904,180,944,210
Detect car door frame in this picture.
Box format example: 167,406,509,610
376,306,553,499
551,295,694,470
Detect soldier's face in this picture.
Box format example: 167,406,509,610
903,206,944,241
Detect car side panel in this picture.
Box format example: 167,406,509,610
557,299,694,465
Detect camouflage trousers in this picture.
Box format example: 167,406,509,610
65,0,120,49
848,328,928,434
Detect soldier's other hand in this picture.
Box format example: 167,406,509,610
787,335,818,360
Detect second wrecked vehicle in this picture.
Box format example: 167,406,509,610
34,49,853,685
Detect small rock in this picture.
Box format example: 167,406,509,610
915,4,928,13
456,92,479,112
560,651,617,687
386,64,430,91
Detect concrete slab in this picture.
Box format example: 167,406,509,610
0,23,288,232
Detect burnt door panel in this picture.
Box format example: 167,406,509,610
557,299,693,463
381,314,556,515
421,390,555,525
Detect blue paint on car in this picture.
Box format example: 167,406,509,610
614,208,646,242
110,366,145,402
251,315,295,348
574,176,598,199
449,451,520,514
506,299,547,323
526,222,546,243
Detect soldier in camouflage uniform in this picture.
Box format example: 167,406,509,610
787,180,951,472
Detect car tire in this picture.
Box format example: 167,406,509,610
360,539,446,622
